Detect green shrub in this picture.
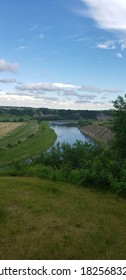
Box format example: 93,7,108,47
113,182,126,198
25,164,55,180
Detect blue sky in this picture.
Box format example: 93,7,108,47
0,0,126,110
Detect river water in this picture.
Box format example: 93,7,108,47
49,121,91,145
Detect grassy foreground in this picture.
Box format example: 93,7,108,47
0,176,126,260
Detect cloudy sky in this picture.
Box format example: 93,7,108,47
0,0,126,110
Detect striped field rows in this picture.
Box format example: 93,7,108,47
0,122,25,138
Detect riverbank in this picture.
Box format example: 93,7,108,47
80,124,114,145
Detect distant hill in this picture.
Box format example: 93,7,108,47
0,106,112,121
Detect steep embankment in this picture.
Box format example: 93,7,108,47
80,124,114,145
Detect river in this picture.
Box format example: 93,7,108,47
49,121,91,145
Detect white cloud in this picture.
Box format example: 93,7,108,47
97,40,116,49
80,0,126,32
53,83,78,89
75,99,91,104
16,83,58,92
79,85,122,93
119,40,126,51
76,37,89,43
116,52,123,58
0,59,19,73
2,82,121,110
16,82,79,92
16,82,123,95
0,88,116,110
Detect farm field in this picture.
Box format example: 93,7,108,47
0,121,56,166
0,121,38,147
0,122,24,138
0,176,126,260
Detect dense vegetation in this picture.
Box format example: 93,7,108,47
4,139,125,197
112,94,126,159
0,95,125,197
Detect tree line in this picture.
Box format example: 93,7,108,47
0,106,111,121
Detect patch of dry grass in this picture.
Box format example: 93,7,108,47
0,122,24,138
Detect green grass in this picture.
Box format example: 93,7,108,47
0,121,56,166
0,176,126,259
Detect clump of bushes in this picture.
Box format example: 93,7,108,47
3,140,125,197
31,141,126,196
27,133,35,139
6,143,13,148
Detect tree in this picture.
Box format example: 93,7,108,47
112,94,126,159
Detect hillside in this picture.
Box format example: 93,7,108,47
0,176,126,260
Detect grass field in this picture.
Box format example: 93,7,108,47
0,121,56,166
0,176,126,260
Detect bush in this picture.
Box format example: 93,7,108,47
113,182,126,198
25,164,55,180
6,143,12,148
